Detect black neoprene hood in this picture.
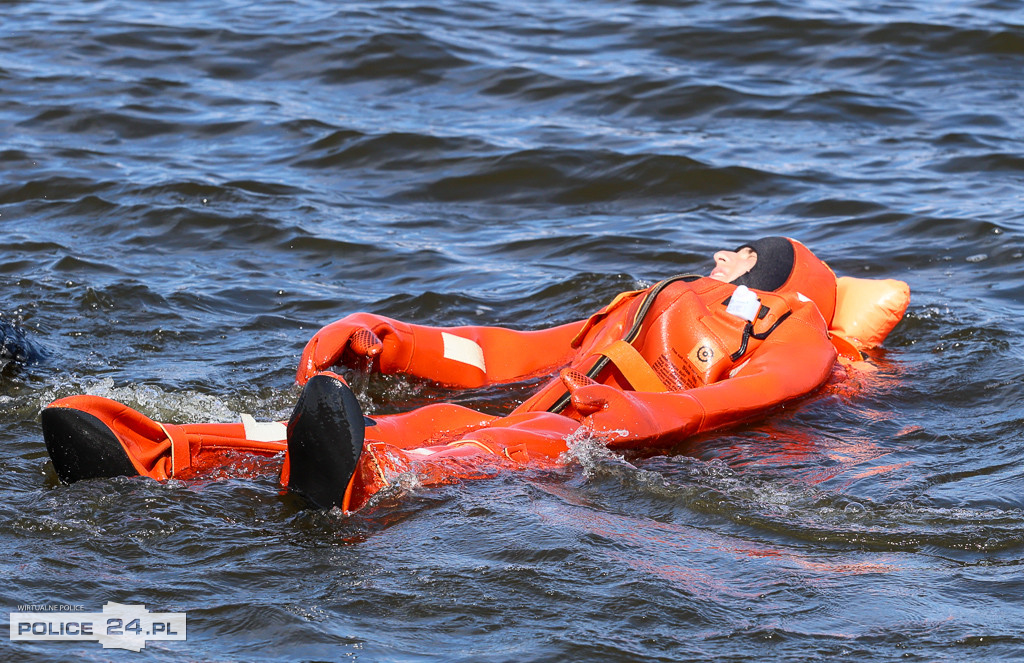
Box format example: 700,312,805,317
730,236,795,292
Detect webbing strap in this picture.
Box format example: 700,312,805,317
549,274,699,413
597,340,668,393
159,423,192,476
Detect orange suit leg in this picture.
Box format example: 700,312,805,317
346,411,582,512
366,403,501,449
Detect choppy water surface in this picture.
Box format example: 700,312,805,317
2,0,1024,660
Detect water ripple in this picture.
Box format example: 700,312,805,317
3,0,1024,660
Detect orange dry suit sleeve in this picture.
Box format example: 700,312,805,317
297,311,586,387
568,301,838,449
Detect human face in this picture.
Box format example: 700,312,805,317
709,247,758,283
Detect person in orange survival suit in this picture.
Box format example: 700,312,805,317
282,236,844,511
42,237,881,514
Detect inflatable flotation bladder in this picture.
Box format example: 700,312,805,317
831,276,911,350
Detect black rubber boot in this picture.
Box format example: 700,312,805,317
41,408,139,484
286,374,366,510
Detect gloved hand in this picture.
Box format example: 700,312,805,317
560,368,702,447
296,314,399,385
571,383,658,435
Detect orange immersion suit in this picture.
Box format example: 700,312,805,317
42,238,910,514
296,273,838,512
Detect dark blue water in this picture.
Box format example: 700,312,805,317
2,0,1024,660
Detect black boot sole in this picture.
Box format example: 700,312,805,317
41,407,139,484
286,374,365,510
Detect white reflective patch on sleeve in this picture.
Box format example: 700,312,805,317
241,414,288,442
441,332,486,372
797,292,811,302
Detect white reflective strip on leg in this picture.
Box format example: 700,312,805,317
241,414,288,442
441,332,486,372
